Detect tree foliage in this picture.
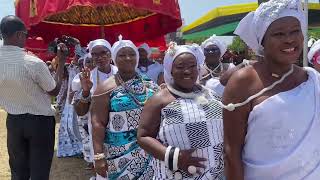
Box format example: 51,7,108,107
309,31,320,40
228,36,247,53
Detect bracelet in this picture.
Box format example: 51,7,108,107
94,153,105,161
173,148,180,171
168,147,175,171
80,90,91,103
164,146,172,167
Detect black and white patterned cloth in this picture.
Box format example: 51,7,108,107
153,91,224,179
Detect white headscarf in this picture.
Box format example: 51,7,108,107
308,39,320,64
201,34,227,58
87,39,112,54
163,42,205,85
82,53,92,67
138,43,152,58
112,35,139,69
234,0,306,56
308,38,317,48
74,44,87,57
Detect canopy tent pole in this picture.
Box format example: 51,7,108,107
100,26,105,39
98,6,105,39
303,0,309,67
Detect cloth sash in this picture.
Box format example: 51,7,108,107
244,68,320,180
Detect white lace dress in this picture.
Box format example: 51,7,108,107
243,68,320,180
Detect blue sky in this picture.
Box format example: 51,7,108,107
0,0,318,25
0,0,15,19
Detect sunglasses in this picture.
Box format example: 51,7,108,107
204,47,220,54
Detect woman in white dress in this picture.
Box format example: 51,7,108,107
72,39,118,168
200,35,234,96
223,0,320,179
56,60,82,157
138,43,224,179
137,43,164,85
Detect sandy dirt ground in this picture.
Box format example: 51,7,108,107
0,109,94,180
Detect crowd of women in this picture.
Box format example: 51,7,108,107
48,0,320,179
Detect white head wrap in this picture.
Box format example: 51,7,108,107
138,43,152,58
74,44,86,57
163,42,205,85
82,53,92,67
234,0,306,56
308,38,317,48
112,35,139,68
87,39,112,54
308,39,320,64
201,34,227,58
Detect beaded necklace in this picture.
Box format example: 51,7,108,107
116,73,149,106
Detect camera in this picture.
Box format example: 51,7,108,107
48,36,74,55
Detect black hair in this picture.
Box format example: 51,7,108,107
0,15,26,38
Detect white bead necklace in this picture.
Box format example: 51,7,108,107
167,84,211,105
201,63,223,80
222,65,295,111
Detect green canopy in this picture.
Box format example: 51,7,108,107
182,22,239,40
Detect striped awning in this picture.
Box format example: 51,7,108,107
182,2,320,40
183,22,239,40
